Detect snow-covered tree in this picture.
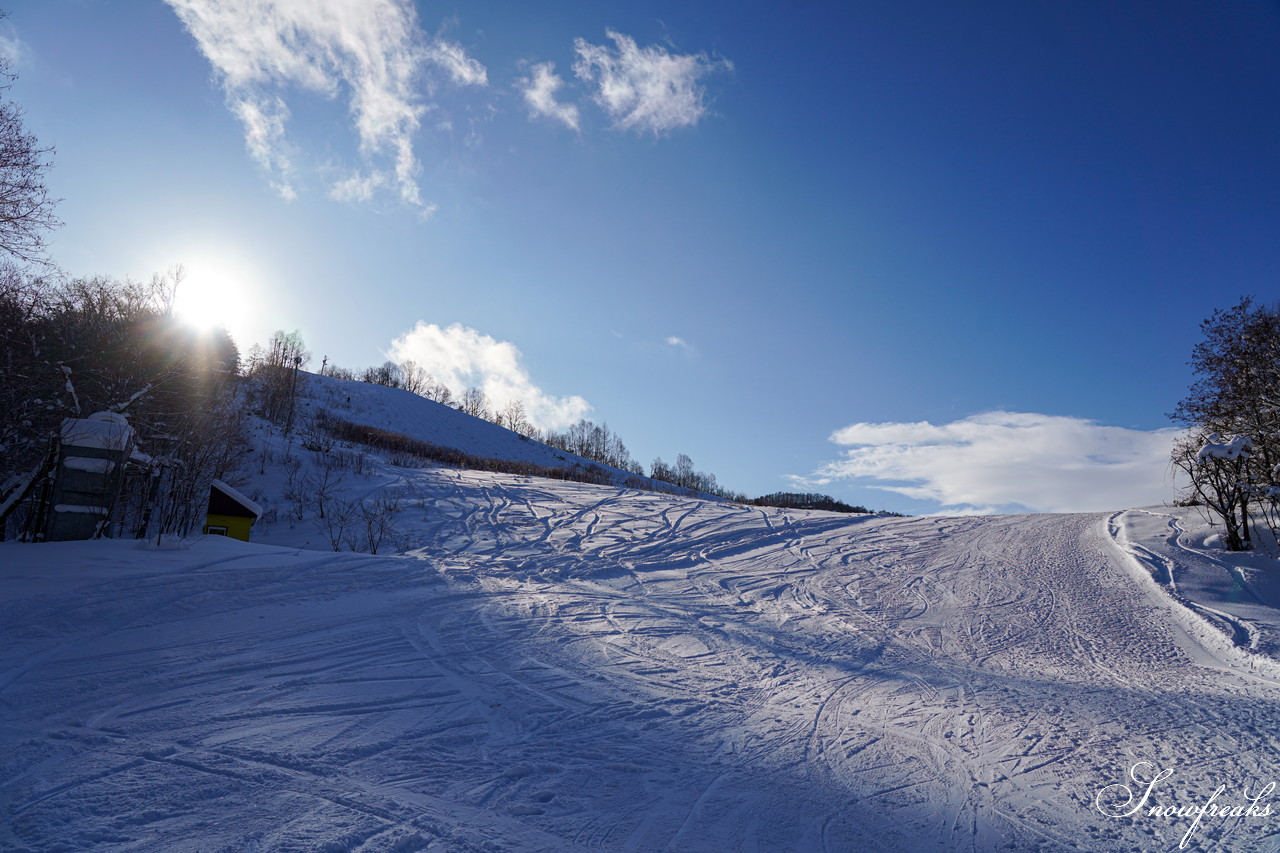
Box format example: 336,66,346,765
1172,433,1255,550
1172,298,1280,550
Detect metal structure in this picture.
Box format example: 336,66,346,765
41,412,135,542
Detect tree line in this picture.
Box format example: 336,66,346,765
751,492,880,514
0,269,248,538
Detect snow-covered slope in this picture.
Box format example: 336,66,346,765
1113,506,1280,669
299,372,634,480
5,464,1280,851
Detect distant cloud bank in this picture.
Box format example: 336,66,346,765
795,411,1181,514
165,0,485,209
389,322,590,430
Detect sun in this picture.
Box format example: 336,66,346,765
171,260,254,342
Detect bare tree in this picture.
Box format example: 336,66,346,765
349,494,400,554
675,453,695,489
543,419,638,470
1172,298,1280,475
460,386,490,420
423,378,453,405
0,46,60,264
317,496,357,551
399,360,429,395
499,399,535,437
252,329,308,424
304,461,346,520
1173,434,1254,551
1171,298,1280,550
0,264,50,484
362,361,402,387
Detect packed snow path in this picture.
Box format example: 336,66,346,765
3,472,1280,851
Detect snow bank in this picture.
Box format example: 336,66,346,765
1109,506,1280,681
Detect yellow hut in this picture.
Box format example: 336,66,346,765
204,479,262,541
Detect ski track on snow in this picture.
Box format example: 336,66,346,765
4,471,1280,851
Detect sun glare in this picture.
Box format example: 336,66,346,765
172,261,254,342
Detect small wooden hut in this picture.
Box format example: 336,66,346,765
204,480,262,541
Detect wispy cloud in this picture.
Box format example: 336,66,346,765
0,21,30,69
664,335,696,355
517,61,579,130
795,411,1180,514
572,31,731,134
425,38,488,87
230,95,295,199
389,322,590,429
165,0,486,208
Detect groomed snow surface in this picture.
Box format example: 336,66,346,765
4,379,1280,851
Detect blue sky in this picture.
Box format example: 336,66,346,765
7,0,1280,514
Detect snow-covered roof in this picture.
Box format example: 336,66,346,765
210,479,262,518
60,414,134,451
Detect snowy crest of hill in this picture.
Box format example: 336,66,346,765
300,371,597,473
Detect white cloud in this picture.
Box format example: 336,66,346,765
388,322,590,429
0,24,30,69
230,95,295,198
664,335,696,355
798,411,1181,514
572,30,731,134
426,40,487,87
328,170,383,204
518,62,580,130
164,0,486,207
